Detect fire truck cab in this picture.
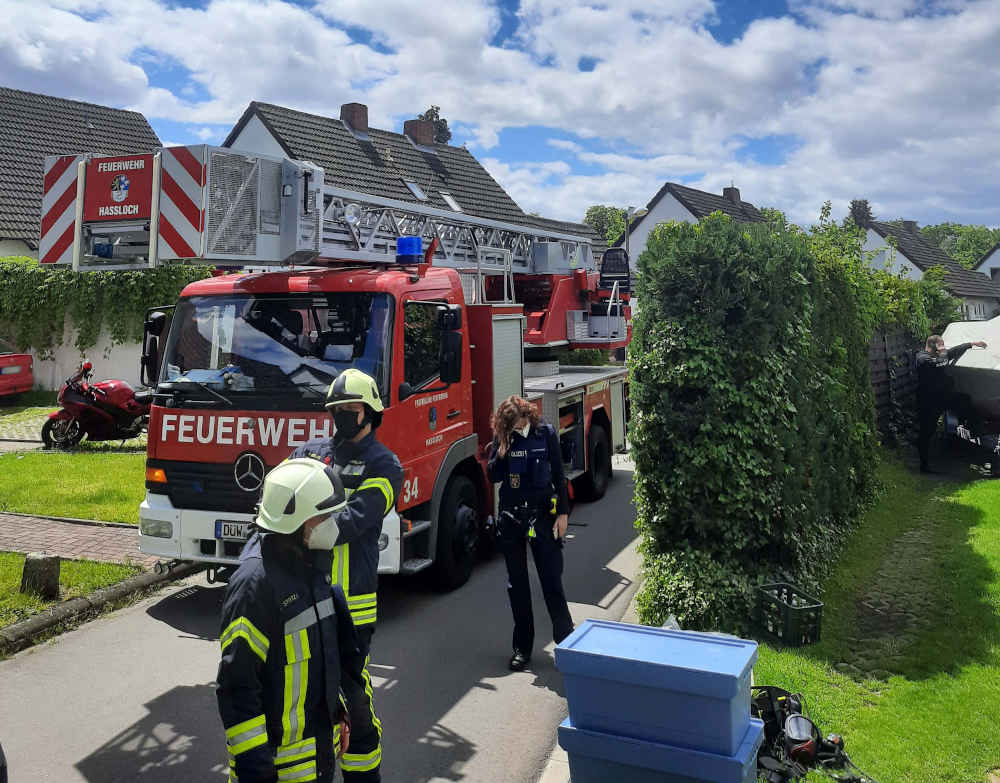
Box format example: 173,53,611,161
41,143,631,589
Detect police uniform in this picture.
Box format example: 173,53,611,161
488,422,573,658
217,531,363,783
289,432,402,781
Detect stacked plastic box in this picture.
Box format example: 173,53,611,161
555,620,763,782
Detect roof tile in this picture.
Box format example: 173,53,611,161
0,87,161,248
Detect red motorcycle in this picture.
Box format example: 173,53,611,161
41,361,152,449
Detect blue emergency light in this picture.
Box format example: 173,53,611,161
396,236,422,264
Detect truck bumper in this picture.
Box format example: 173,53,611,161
139,491,405,571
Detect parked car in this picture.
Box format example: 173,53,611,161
0,339,33,402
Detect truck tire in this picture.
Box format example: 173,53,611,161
433,475,479,591
579,424,612,501
41,418,83,450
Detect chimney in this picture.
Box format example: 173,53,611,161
404,118,435,147
902,220,918,232
723,185,741,204
340,102,368,133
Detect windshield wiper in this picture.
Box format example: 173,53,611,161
158,378,233,407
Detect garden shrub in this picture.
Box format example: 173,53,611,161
629,207,948,632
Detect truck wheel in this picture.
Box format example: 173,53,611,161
41,418,83,450
579,424,612,501
433,475,479,591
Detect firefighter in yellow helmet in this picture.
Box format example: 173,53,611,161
288,369,403,782
217,458,365,783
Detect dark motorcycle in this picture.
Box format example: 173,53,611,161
41,361,152,449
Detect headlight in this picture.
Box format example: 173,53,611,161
378,533,389,551
140,518,173,538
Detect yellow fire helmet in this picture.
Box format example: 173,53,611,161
255,458,347,535
324,368,384,413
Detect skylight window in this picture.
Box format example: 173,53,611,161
403,180,428,201
440,192,462,212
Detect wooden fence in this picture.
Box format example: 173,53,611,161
869,329,920,441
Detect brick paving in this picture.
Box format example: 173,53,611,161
0,512,156,568
0,408,49,440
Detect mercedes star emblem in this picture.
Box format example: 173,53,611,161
234,452,266,493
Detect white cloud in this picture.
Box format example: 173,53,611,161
3,0,1000,228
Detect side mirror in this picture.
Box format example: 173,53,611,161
145,311,168,337
141,336,159,388
439,331,462,385
437,304,462,331
398,381,414,402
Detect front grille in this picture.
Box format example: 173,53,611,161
151,460,264,514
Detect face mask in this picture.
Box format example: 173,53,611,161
305,515,340,550
517,424,530,438
334,409,363,440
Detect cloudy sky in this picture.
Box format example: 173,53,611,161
3,0,998,226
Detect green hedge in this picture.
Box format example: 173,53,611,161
0,259,213,358
629,208,958,631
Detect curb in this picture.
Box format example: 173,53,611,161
0,438,43,444
0,510,136,530
0,562,205,657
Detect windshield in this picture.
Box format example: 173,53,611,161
159,293,394,407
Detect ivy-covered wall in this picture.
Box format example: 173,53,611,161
629,208,959,632
0,258,213,358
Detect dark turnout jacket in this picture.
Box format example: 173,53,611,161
916,342,972,408
217,532,364,783
289,432,403,629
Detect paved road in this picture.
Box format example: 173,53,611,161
0,462,639,783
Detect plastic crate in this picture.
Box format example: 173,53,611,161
555,620,758,756
559,717,764,783
755,582,823,647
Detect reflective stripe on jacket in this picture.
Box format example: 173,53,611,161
290,432,403,628
216,532,362,783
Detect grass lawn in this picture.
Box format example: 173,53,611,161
756,455,1000,782
0,551,140,629
0,451,145,524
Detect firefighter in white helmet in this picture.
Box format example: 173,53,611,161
288,368,403,783
217,458,365,783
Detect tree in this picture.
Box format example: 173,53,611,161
847,199,874,229
919,222,1000,269
416,106,452,144
583,205,627,245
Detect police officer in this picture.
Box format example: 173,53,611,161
916,334,986,472
217,458,363,783
289,369,403,782
488,394,574,671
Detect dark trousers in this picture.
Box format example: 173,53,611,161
917,403,941,469
339,625,382,782
499,508,574,656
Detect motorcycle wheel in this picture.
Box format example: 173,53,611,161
41,418,84,450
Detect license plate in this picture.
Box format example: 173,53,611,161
215,520,250,541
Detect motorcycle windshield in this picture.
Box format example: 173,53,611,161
159,293,394,408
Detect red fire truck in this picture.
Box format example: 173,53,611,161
40,144,631,588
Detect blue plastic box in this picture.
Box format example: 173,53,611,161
555,620,758,756
559,717,764,783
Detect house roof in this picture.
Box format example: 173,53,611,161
0,86,160,250
612,181,765,247
225,102,577,231
869,221,1000,299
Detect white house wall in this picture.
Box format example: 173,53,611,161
626,192,695,272
0,239,36,260
227,114,288,158
974,247,1000,282
30,322,142,391
958,297,998,321
863,229,923,282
